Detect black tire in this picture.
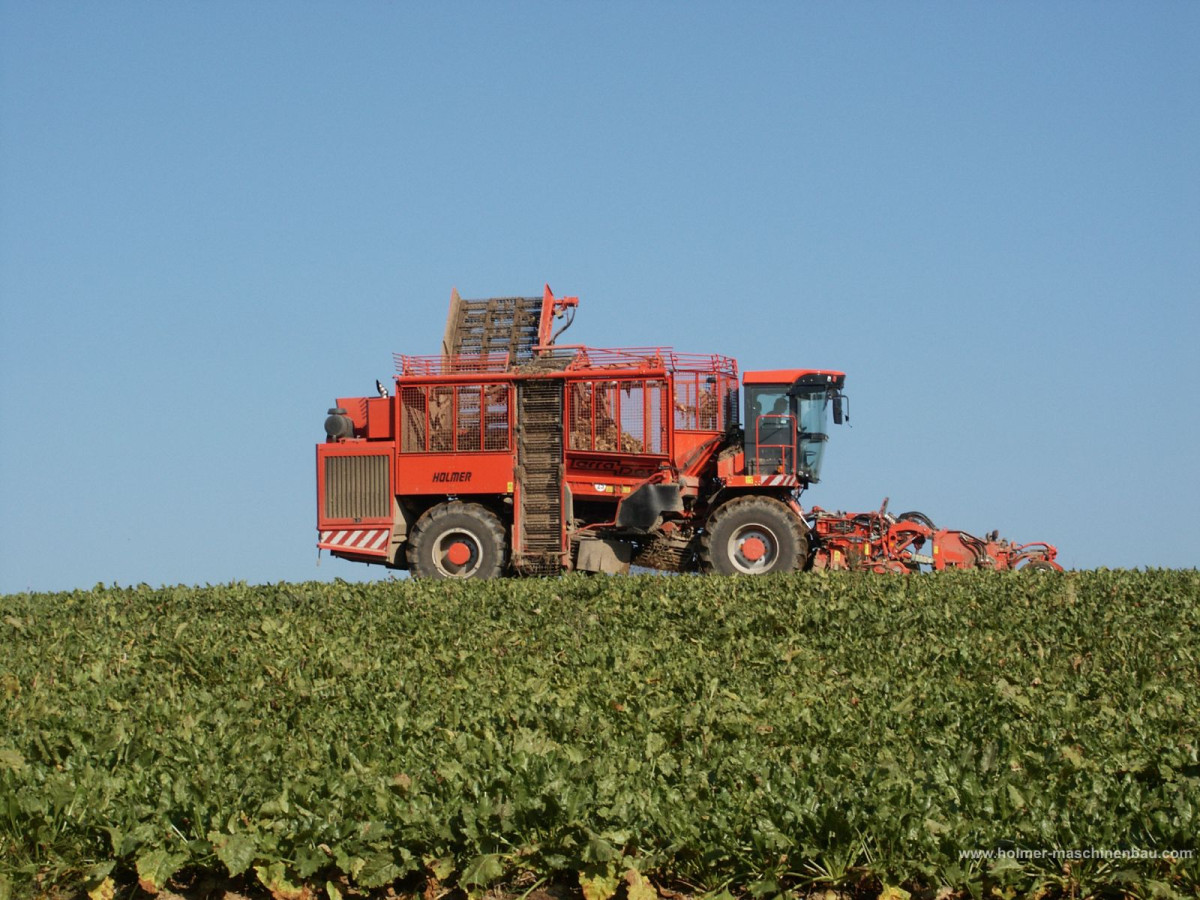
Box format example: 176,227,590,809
407,501,507,580
897,511,936,530
701,495,808,575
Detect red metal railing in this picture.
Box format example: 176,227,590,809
394,353,511,376
754,413,796,474
562,346,738,376
393,347,738,378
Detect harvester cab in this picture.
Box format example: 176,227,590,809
742,370,848,482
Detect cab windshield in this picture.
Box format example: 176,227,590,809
793,387,831,482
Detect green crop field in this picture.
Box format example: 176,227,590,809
2,571,1198,900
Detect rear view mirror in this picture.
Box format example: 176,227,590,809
832,395,846,425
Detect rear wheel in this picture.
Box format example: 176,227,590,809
407,502,507,579
702,496,808,575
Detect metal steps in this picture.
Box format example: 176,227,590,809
515,379,565,574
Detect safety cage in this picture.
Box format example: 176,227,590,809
400,383,512,454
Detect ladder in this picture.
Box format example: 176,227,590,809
515,379,565,574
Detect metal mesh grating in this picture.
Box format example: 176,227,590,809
430,386,454,452
568,379,667,454
400,387,428,452
456,386,482,452
674,373,726,431
400,384,511,453
483,385,510,451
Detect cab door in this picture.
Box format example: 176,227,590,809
744,384,796,475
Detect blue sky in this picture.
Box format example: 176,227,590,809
2,2,1197,592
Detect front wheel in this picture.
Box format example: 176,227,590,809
701,495,808,575
407,501,508,579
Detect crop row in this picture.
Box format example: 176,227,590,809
1,570,1198,898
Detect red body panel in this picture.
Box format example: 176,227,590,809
366,398,392,439
395,453,514,496
743,368,846,386
315,440,394,559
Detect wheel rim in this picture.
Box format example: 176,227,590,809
433,529,483,577
726,523,779,574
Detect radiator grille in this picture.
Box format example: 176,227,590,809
324,455,390,519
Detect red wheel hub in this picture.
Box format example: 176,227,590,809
740,536,767,562
445,541,472,566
